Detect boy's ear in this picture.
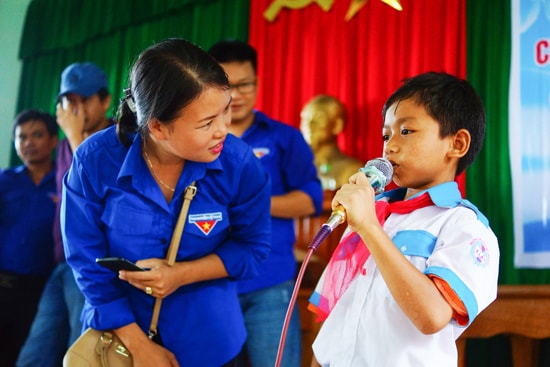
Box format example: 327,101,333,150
449,129,470,158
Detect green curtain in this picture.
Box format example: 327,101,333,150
466,0,550,284
11,0,250,166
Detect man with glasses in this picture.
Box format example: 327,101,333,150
209,40,323,367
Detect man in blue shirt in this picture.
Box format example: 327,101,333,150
209,40,323,367
0,110,58,367
17,62,113,367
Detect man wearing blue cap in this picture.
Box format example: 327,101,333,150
16,62,113,367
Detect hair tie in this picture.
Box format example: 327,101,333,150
122,88,137,113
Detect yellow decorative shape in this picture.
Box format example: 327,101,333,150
264,0,334,22
381,0,402,11
345,0,369,21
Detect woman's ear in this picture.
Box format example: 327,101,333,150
449,129,471,158
147,118,168,140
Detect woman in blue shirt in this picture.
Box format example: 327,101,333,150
61,38,271,367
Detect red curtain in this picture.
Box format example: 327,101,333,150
249,0,466,192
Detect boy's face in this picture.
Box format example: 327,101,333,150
14,120,57,167
218,61,257,126
382,98,458,193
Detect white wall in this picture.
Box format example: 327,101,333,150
0,0,32,168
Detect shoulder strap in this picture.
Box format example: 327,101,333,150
148,182,197,340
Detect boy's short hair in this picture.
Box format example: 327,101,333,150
208,39,258,74
12,109,58,138
382,72,486,175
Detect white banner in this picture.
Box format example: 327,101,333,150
510,0,550,267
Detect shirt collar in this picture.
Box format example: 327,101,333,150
378,181,462,208
117,133,222,192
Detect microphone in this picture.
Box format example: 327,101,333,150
308,157,394,250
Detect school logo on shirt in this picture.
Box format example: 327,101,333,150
253,147,270,159
470,238,490,267
189,212,222,235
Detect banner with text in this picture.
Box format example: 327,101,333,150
510,0,550,267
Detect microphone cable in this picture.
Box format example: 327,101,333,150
274,246,311,367
274,231,331,367
274,157,393,366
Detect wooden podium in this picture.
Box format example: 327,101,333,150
457,285,550,367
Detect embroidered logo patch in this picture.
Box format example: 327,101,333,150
470,238,490,267
189,212,222,235
253,147,270,159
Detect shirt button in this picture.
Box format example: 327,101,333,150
161,239,168,244
360,268,367,275
400,246,407,252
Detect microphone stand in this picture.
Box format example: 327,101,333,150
274,208,345,367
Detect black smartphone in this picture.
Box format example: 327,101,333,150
95,257,145,272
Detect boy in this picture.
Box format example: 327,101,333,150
309,72,499,366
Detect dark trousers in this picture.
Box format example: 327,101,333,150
223,347,247,367
0,272,47,367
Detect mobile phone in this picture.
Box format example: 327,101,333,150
95,257,145,272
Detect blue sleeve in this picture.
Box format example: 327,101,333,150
215,150,272,279
279,128,323,215
62,155,137,330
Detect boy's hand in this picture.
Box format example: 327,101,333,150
332,172,378,233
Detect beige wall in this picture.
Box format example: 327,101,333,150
0,0,31,168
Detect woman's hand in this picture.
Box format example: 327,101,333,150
119,258,180,298
115,323,179,367
119,254,228,298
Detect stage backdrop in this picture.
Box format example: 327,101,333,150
12,0,550,283
248,0,466,170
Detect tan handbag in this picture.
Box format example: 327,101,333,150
63,183,197,367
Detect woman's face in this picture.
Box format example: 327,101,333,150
159,87,232,163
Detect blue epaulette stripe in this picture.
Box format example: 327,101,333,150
392,230,437,258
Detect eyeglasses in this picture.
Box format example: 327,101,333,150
229,81,257,94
